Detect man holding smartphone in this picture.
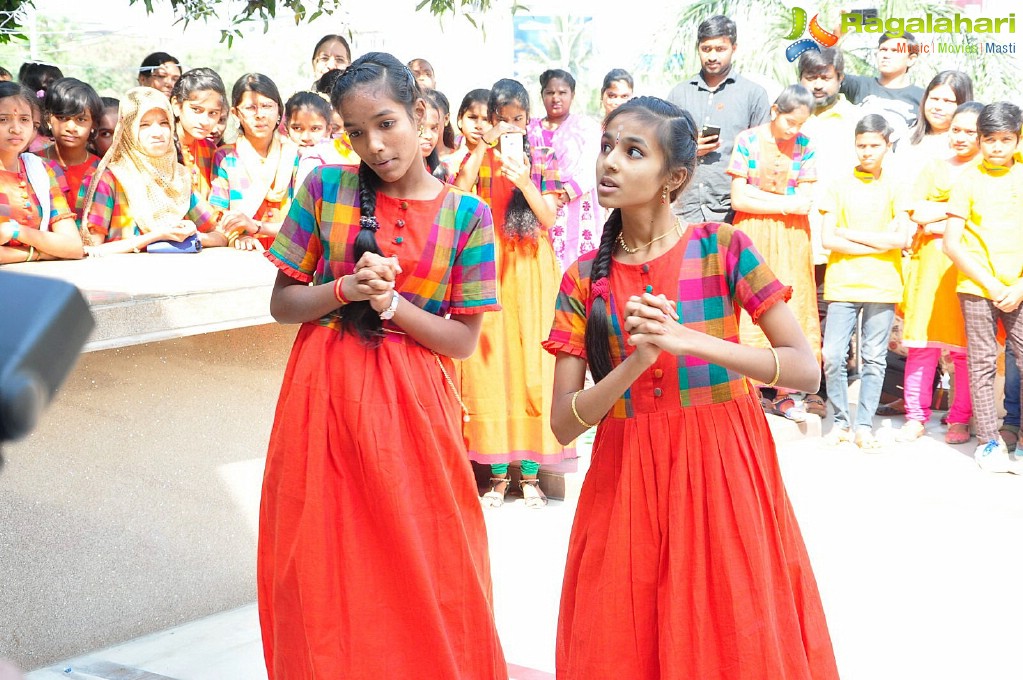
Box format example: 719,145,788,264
666,14,770,223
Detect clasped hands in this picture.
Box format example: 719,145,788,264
624,291,696,367
989,278,1023,313
339,252,403,313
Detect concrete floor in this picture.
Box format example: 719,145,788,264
19,413,1023,680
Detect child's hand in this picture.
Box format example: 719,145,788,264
625,293,694,357
995,280,1023,313
499,154,533,190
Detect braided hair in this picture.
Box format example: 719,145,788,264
585,96,698,382
331,52,423,345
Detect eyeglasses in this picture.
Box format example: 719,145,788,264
238,102,279,117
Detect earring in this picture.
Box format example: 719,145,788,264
661,186,669,204
418,124,424,138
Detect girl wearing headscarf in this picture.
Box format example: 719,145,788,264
80,87,225,254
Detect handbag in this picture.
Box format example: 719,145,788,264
147,234,203,254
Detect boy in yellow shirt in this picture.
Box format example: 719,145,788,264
820,114,913,449
943,101,1023,473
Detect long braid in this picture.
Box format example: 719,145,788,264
340,162,386,345
584,209,623,382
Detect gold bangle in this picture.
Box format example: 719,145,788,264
571,390,599,429
765,347,781,388
26,246,35,262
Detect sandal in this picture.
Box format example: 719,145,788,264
481,475,510,508
895,420,926,442
804,394,827,418
876,399,906,417
945,422,972,445
855,429,884,452
771,396,807,423
998,424,1019,449
824,426,854,446
519,477,548,509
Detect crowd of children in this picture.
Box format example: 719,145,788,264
3,19,1023,678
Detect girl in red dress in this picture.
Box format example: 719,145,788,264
38,77,102,220
544,96,839,679
257,52,507,679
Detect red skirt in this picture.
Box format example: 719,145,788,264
557,393,838,679
257,324,507,679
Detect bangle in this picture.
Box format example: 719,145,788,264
26,246,35,262
253,221,262,235
333,275,350,306
571,389,599,429
765,347,781,388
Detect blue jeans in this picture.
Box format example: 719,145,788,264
823,302,896,431
1005,342,1020,428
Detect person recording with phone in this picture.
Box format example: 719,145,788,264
454,78,572,509
666,14,770,223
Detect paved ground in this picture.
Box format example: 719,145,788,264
23,413,1023,680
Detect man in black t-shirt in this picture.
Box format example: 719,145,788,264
841,33,924,147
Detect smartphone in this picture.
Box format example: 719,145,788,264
499,132,525,166
701,124,721,140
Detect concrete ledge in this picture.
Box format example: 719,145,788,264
3,249,278,352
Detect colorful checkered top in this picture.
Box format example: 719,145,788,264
0,157,74,234
726,124,816,195
266,165,501,332
181,137,217,200
210,144,298,222
543,222,791,414
81,169,219,241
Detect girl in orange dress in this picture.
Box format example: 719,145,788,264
257,52,507,679
729,84,818,421
0,82,83,263
170,68,228,201
455,78,570,508
37,77,101,221
899,102,982,444
545,95,838,680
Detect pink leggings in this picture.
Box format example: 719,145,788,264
904,347,972,424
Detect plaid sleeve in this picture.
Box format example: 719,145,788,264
448,192,500,314
721,224,791,324
797,135,817,183
726,129,753,179
187,192,219,232
542,259,589,359
84,169,116,237
535,146,564,196
209,148,231,211
43,161,73,221
265,166,324,283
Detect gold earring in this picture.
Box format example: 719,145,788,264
418,124,424,138
661,186,669,204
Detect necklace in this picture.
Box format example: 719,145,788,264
617,217,682,254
